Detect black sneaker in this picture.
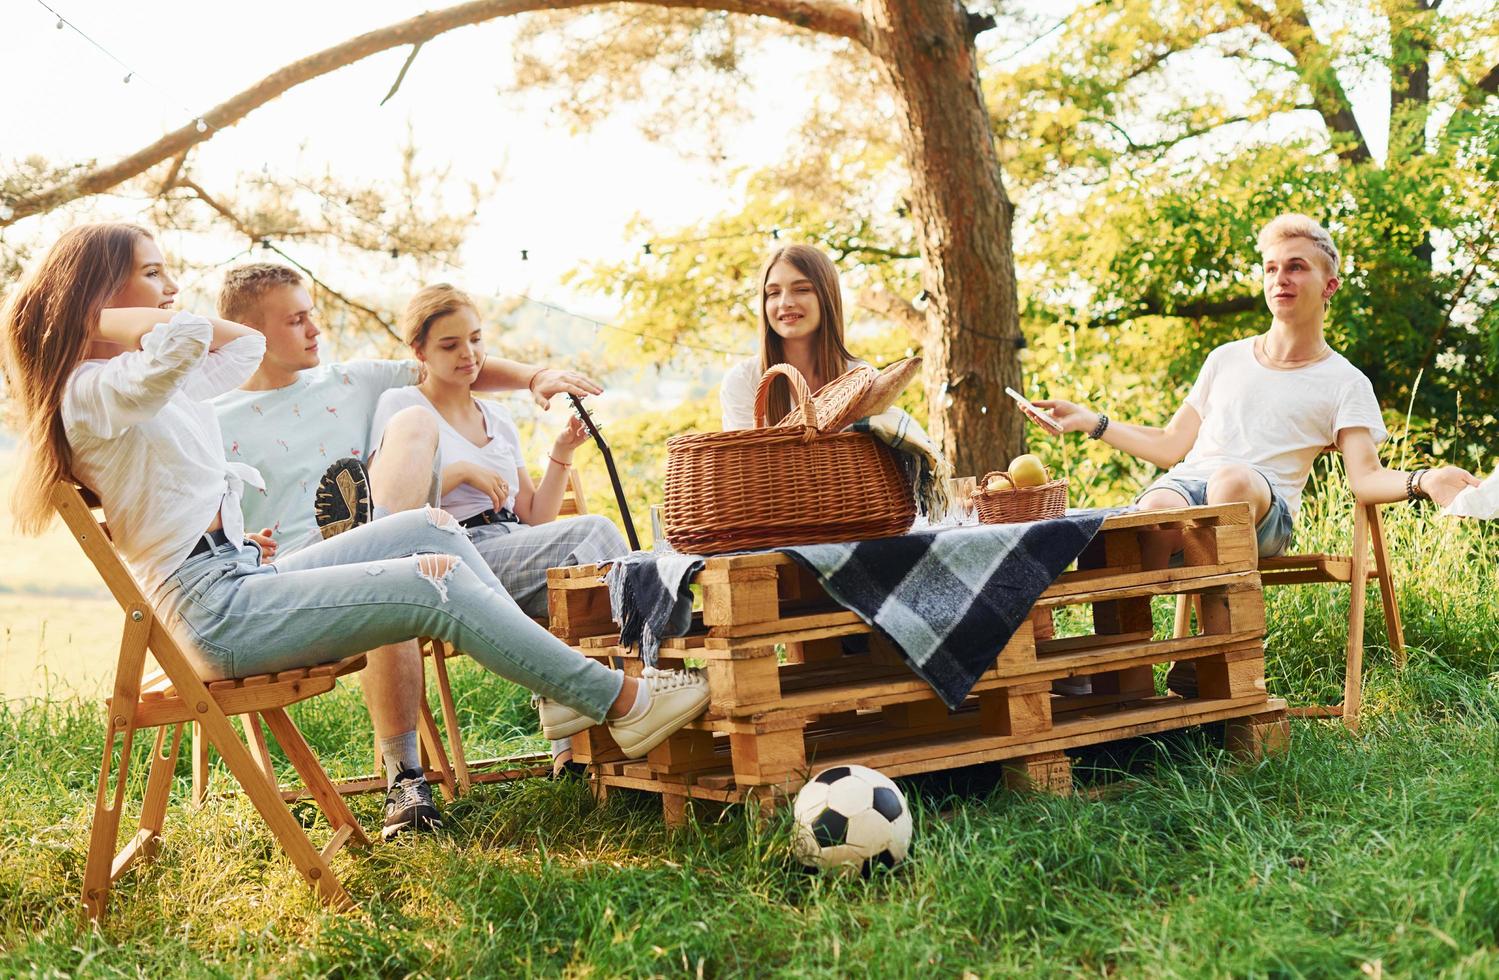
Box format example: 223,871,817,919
382,768,442,840
315,458,371,539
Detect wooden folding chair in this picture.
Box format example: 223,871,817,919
1176,500,1402,730
420,467,593,795
53,483,370,920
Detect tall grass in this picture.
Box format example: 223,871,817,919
4,473,1499,975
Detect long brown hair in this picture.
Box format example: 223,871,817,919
1,223,151,533
757,244,854,425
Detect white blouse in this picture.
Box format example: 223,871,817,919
63,312,267,593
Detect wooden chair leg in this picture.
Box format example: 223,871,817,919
83,716,137,921
417,698,459,803
133,723,184,866
154,645,350,909
82,605,152,921
1342,503,1372,730
260,708,371,853
1173,594,1191,637
241,712,278,789
428,642,472,795
191,721,210,808
1366,504,1405,669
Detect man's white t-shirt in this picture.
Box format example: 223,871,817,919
719,355,867,430
212,359,420,556
369,387,524,522
1167,337,1387,519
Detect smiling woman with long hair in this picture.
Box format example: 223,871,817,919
719,244,863,429
1,224,708,812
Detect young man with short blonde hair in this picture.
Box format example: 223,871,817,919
1035,213,1478,693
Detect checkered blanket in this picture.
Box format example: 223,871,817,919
604,511,1111,708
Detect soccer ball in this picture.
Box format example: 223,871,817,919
792,765,912,874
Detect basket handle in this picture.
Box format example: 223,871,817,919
979,470,1017,494
753,363,819,437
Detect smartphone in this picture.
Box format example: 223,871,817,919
1004,387,1063,434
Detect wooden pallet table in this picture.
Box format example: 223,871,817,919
547,503,1288,826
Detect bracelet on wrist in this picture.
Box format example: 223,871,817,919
1088,414,1110,440
1406,468,1428,503
548,453,572,469
526,367,546,394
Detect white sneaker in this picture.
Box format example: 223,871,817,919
607,667,710,758
533,695,598,739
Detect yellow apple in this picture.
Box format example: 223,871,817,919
985,475,1013,493
1007,454,1049,488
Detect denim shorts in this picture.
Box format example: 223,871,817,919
1137,473,1293,558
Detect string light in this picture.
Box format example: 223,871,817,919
36,1,203,126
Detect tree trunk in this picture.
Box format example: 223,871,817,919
864,0,1024,478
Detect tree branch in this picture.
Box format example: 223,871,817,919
0,0,866,227
1083,292,1261,327
856,286,926,337
1238,0,1372,165
380,41,427,106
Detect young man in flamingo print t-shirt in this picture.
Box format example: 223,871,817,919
211,263,603,840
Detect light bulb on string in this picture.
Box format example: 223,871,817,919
122,72,132,84
55,17,63,29
195,118,208,133
520,249,529,261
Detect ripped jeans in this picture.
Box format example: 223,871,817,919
152,507,623,720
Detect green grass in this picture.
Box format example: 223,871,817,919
5,471,1499,975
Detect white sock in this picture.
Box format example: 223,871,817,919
549,736,572,759
613,677,652,724
380,730,421,787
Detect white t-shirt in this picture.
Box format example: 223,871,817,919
65,313,267,593
213,359,420,556
369,387,524,522
719,355,867,430
1167,337,1387,518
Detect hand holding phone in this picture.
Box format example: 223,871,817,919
1005,387,1064,434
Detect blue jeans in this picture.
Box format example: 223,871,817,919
1137,474,1294,558
152,508,623,719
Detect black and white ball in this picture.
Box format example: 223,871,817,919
792,765,912,874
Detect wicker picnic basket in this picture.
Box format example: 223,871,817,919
662,364,915,553
973,470,1069,524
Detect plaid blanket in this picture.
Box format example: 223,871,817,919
852,408,951,519
604,511,1111,708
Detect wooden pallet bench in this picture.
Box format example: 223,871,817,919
547,503,1288,825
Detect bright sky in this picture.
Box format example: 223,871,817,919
1,1,1430,324
1,0,827,318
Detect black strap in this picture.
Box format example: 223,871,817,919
568,394,640,551
459,508,520,529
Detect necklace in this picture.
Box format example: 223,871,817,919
1257,335,1330,369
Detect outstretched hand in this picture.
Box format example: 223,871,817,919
1423,465,1482,508
1030,399,1102,436
530,368,604,409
